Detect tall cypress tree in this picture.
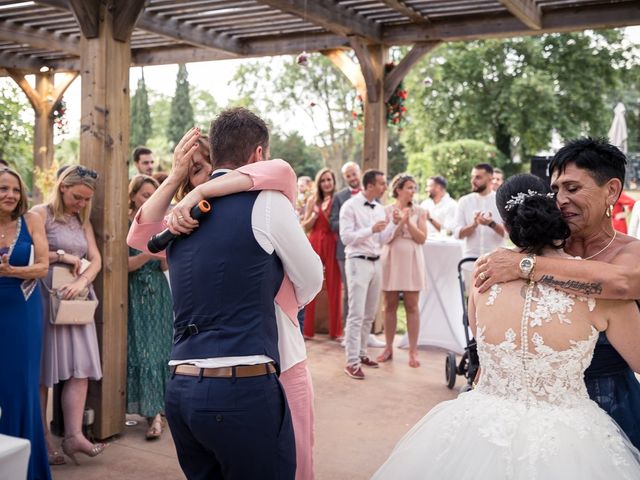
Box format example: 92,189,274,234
130,70,152,150
167,64,195,149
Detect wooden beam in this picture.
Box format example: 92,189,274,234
6,68,41,113
68,0,101,38
78,2,130,440
256,0,382,42
384,41,440,102
379,0,430,24
112,0,147,42
498,0,541,30
0,51,45,71
246,33,350,56
322,49,366,98
132,46,236,66
51,71,79,105
0,19,81,56
348,36,382,103
383,3,640,43
361,45,388,173
136,11,246,55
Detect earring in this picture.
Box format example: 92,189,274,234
605,204,613,218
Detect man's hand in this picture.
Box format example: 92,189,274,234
372,220,388,233
474,248,523,292
476,211,493,226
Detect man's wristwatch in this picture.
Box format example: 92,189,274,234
488,220,497,229
56,249,65,262
519,254,536,281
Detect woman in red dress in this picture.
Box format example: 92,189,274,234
302,168,342,339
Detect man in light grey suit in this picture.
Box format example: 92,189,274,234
330,162,385,348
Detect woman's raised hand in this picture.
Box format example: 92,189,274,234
170,127,200,182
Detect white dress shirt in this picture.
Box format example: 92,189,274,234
169,187,323,372
339,192,396,258
629,201,640,239
453,191,505,257
420,193,458,232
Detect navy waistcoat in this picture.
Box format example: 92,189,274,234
167,188,284,371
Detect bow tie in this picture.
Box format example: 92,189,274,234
364,201,376,209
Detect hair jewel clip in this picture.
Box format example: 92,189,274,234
505,190,555,211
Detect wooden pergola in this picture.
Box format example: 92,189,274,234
1,0,638,439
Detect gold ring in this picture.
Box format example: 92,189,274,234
177,215,184,220
479,271,487,281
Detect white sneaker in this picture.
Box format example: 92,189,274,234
368,334,385,348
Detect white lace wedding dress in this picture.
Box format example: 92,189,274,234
372,281,640,479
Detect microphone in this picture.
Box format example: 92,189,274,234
147,200,212,253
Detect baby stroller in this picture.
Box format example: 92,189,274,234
445,257,480,392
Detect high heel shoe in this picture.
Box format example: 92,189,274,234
61,432,106,465
45,433,66,465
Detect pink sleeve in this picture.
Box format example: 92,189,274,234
275,276,299,326
237,159,297,206
126,209,167,258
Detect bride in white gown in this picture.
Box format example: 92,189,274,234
372,174,640,479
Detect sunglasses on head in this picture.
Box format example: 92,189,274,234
75,166,99,179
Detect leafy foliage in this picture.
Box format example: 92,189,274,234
167,64,195,150
0,81,34,187
269,130,322,177
402,30,635,166
231,54,363,180
407,139,507,199
130,72,153,150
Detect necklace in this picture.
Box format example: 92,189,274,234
583,230,617,260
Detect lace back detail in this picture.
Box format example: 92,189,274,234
476,281,599,407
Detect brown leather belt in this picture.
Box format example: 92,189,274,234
171,363,276,378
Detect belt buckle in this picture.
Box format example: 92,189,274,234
187,324,199,335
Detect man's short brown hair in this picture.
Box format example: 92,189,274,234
208,108,269,169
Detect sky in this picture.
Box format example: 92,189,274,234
5,26,640,146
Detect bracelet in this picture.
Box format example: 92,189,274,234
488,220,497,229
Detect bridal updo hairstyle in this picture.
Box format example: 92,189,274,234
496,173,570,255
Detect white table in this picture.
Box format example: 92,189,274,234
0,434,30,480
398,236,468,355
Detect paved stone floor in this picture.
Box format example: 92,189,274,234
51,335,458,480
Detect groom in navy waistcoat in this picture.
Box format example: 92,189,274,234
163,108,316,480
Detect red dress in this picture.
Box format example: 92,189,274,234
304,199,343,338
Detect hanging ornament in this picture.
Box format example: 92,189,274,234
296,51,309,67
423,76,433,87
309,101,316,107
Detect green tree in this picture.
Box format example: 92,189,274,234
130,71,153,150
407,139,507,199
191,87,220,131
269,130,322,177
0,81,34,187
231,54,361,180
402,30,633,166
167,64,195,149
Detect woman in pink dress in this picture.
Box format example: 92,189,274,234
127,126,317,480
301,168,342,339
378,174,427,367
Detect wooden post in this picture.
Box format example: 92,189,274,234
74,1,133,440
6,70,78,202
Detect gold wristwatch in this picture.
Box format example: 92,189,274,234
518,254,536,281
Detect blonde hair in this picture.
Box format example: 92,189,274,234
0,167,29,220
175,135,211,202
128,174,159,212
48,165,98,224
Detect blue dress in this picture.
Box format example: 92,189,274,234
0,216,51,480
585,331,640,450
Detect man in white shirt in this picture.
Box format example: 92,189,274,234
339,170,396,379
453,163,506,262
420,175,457,234
138,109,323,479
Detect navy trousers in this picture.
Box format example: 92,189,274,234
165,371,296,480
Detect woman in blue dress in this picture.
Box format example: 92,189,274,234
0,167,51,480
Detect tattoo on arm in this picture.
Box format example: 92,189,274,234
539,275,603,296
